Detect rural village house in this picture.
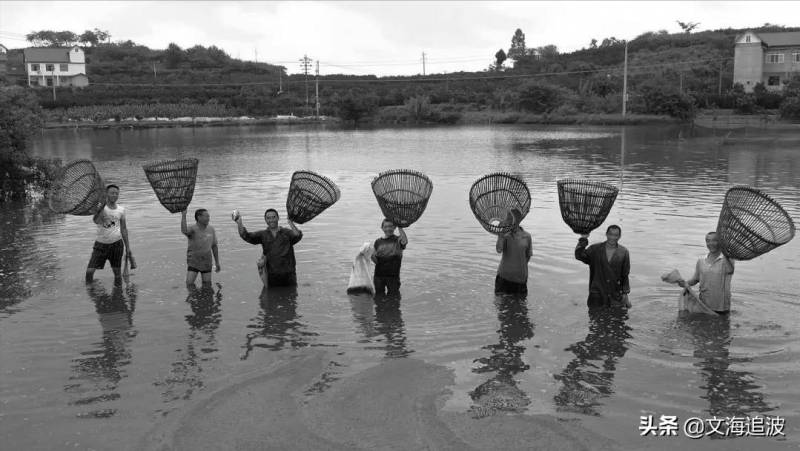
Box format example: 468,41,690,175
1,45,89,87
733,30,800,92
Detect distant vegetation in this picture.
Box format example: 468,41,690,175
3,24,800,124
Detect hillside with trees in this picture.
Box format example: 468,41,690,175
4,24,800,124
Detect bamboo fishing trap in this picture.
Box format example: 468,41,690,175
142,158,199,213
469,172,531,235
286,170,341,224
371,169,433,227
557,179,618,234
716,186,795,261
47,159,106,216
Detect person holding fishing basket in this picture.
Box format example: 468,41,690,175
234,209,302,287
86,184,136,284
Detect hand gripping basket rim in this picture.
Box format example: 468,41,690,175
286,170,341,224
371,169,433,227
716,185,795,261
556,178,619,234
142,158,199,213
47,159,106,216
469,172,531,235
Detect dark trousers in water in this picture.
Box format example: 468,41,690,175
374,276,400,297
268,272,297,287
494,275,527,295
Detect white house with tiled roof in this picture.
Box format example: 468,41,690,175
733,30,800,92
23,45,88,87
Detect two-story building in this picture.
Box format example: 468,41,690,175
733,30,800,92
22,45,88,87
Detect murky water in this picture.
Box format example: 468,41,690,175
1,124,799,449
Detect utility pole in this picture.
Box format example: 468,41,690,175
153,62,158,84
315,60,320,118
622,41,628,117
278,69,283,94
51,68,56,102
718,60,723,95
300,54,312,115
421,51,426,76
679,71,684,94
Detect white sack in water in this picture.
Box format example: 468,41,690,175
661,269,718,316
347,241,375,294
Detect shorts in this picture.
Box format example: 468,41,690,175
88,240,124,270
188,266,212,274
494,275,527,294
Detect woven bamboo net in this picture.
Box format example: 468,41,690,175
716,186,795,260
371,169,433,227
142,158,199,213
469,173,531,235
557,179,618,234
48,159,105,215
286,171,341,224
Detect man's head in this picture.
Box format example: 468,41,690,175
606,224,621,245
705,231,719,252
381,218,396,237
106,184,120,203
195,208,210,225
264,208,279,228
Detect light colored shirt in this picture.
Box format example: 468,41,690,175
497,228,532,284
186,224,217,271
95,205,125,244
692,253,735,312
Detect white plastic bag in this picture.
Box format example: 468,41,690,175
661,269,718,316
347,242,375,294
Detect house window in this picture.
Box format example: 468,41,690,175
60,63,68,71
30,78,39,86
745,35,751,43
45,63,54,71
766,53,784,64
768,76,781,86
31,63,39,71
794,53,800,62
46,77,53,87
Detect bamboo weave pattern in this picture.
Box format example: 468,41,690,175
716,186,795,260
142,158,199,213
371,169,433,227
557,179,618,234
286,171,341,224
469,173,531,235
48,159,105,216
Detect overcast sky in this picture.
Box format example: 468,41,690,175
1,1,798,76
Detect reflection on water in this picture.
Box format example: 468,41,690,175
470,294,534,418
156,284,223,404
348,294,412,358
553,308,631,416
241,286,317,359
1,124,797,447
679,313,774,418
0,200,64,314
65,281,137,418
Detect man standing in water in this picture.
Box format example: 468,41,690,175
677,231,735,315
181,208,220,286
234,209,302,286
495,209,532,294
86,184,135,283
575,225,631,309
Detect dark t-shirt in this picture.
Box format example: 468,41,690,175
240,227,302,275
374,235,406,277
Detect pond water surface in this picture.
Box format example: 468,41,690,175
1,124,799,449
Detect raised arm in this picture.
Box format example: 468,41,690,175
286,219,303,244
398,227,408,248
496,234,506,254
574,234,591,264
236,216,260,244
181,210,191,237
